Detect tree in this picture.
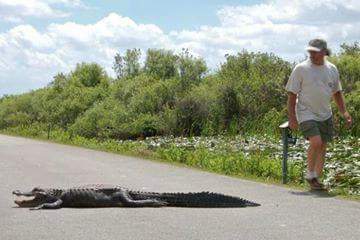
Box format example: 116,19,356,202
48,73,68,91
331,42,360,92
340,42,360,56
177,48,207,91
113,49,141,79
72,63,107,87
144,49,178,79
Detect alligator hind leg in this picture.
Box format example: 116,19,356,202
30,199,63,210
111,190,167,207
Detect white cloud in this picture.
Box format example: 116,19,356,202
47,0,86,8
173,0,360,61
0,0,85,22
0,13,173,95
0,0,360,96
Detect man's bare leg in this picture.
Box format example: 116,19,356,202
306,135,325,190
307,135,323,177
315,142,327,178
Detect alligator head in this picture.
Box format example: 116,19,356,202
13,187,57,207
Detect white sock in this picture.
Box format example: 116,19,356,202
306,171,316,179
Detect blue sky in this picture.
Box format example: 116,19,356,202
79,0,262,31
0,0,359,96
0,0,261,32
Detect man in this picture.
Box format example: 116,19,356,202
285,39,352,190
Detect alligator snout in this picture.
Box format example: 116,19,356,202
12,190,35,197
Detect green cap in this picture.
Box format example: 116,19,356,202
306,39,331,56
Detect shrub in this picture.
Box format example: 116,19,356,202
125,113,165,139
70,98,130,139
72,63,108,87
175,96,209,136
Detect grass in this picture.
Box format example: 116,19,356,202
1,125,359,201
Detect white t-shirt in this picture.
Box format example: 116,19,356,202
285,59,342,123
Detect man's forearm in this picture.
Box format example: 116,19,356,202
287,92,297,120
333,91,352,127
333,91,347,115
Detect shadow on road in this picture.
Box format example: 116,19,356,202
289,190,337,198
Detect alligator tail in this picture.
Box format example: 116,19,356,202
128,191,260,208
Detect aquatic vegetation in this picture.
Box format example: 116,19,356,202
138,135,359,195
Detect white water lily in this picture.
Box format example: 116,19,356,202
128,134,359,195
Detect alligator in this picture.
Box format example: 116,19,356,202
13,184,260,210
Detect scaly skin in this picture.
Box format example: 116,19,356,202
13,184,260,210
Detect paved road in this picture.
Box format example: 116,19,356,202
0,134,359,240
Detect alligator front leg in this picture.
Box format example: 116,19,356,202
112,190,167,207
30,199,63,210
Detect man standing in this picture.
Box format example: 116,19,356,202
286,39,352,190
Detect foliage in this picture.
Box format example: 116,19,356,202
0,43,358,140
72,62,108,87
332,85,360,136
1,44,358,197
330,46,360,93
339,41,360,56
144,49,179,79
0,91,40,128
175,95,209,136
4,124,357,196
113,48,141,79
219,51,291,119
177,49,207,92
143,135,359,195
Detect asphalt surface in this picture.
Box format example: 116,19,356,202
0,134,359,240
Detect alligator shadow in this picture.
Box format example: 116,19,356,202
289,190,337,198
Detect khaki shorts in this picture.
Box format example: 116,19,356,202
299,117,334,143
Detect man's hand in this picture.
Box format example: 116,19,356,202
343,111,352,128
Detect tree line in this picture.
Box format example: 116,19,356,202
0,43,359,139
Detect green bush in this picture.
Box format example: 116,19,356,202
0,45,359,138
0,92,39,128
70,98,130,139
144,49,178,79
128,79,176,114
175,95,209,136
72,62,108,87
332,85,360,136
330,54,360,93
125,113,165,138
